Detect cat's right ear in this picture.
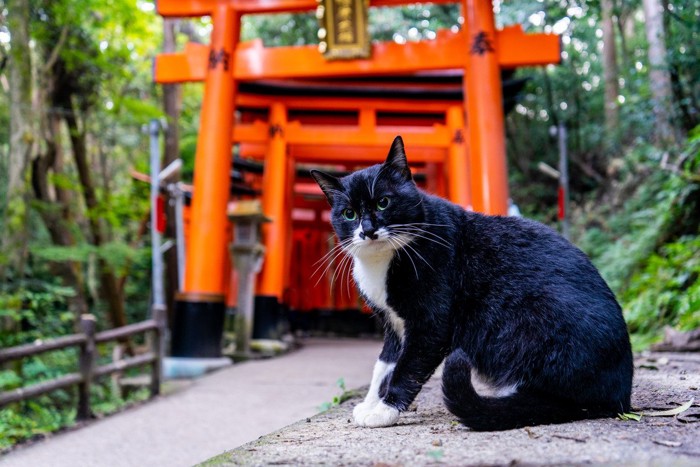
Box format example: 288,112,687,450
310,170,343,207
384,135,413,182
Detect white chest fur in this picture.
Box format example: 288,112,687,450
353,251,406,341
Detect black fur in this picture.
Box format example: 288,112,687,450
311,136,633,431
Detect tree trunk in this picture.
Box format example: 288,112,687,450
642,0,677,145
65,109,128,330
601,0,620,141
661,0,695,134
30,116,90,319
162,18,182,325
3,0,34,279
6,0,33,200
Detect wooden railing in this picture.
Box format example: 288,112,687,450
0,306,166,420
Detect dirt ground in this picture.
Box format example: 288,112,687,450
204,352,700,466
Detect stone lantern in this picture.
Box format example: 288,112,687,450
228,200,270,355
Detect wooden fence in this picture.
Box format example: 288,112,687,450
0,305,166,420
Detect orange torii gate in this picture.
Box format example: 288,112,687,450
154,0,560,357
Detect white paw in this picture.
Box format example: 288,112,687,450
353,400,377,422
354,401,400,428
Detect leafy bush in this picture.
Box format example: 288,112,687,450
622,236,700,349
577,128,700,349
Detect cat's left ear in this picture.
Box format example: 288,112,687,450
310,169,344,207
384,136,413,181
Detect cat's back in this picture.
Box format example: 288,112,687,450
452,210,627,328
457,211,603,286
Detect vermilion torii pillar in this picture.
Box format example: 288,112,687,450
462,0,509,214
170,4,239,358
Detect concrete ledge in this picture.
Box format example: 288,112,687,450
202,353,700,466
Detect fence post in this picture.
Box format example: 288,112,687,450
151,305,166,397
78,314,97,421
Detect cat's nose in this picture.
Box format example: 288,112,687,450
359,230,378,240
360,226,378,240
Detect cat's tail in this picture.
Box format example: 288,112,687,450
441,349,610,431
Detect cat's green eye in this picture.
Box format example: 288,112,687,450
377,197,390,211
342,208,357,221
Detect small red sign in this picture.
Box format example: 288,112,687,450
557,186,565,220
156,195,167,233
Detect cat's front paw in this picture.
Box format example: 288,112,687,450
353,400,377,422
354,401,400,428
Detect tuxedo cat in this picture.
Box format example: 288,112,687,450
310,136,633,431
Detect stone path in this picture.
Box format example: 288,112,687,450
206,352,700,466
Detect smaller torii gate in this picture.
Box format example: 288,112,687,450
154,0,560,357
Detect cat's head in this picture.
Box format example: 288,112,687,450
310,136,424,257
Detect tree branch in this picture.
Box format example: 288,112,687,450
43,25,69,73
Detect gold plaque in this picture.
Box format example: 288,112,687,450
317,0,370,60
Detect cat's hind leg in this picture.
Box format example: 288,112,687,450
442,348,595,431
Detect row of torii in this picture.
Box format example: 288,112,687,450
154,0,560,356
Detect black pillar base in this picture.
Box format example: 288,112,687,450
171,292,225,358
253,295,285,340
288,308,379,336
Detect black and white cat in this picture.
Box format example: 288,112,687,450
310,136,633,431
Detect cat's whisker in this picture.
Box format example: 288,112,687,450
391,232,451,250
388,226,452,249
312,239,355,287
390,223,451,241
313,249,347,287
396,222,451,228
339,245,359,299
387,235,419,280
390,225,450,241
401,240,435,272
334,243,357,287
312,238,353,268
335,247,351,297
312,240,349,276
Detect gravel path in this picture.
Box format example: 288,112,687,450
207,352,700,466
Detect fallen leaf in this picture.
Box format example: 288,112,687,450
638,364,658,370
652,440,682,448
618,412,642,421
644,398,694,417
552,434,587,443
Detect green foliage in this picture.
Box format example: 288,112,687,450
0,283,75,347
242,13,319,46
623,237,700,348
578,129,700,349
318,377,356,412
0,395,76,451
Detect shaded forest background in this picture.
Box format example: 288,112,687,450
0,0,699,448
